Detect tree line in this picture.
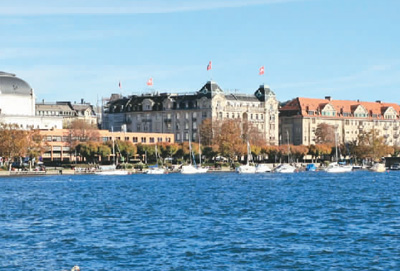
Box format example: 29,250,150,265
0,119,399,168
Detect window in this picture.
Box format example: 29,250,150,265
132,137,138,143
141,137,146,143
149,137,155,143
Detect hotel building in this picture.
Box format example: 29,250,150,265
102,81,280,145
279,96,400,146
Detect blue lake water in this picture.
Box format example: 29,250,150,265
1,171,400,270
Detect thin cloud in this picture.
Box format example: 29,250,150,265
0,0,307,15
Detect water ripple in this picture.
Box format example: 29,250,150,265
1,171,400,270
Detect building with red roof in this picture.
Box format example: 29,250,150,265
279,96,400,146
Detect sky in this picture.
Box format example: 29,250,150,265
1,0,399,105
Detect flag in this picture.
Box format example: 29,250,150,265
118,81,121,88
207,61,212,71
259,66,265,75
147,78,153,86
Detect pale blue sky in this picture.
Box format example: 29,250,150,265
1,0,399,105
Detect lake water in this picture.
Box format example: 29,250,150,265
1,171,400,270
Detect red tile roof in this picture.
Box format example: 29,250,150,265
280,97,400,119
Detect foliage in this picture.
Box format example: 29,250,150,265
315,123,336,144
0,123,44,162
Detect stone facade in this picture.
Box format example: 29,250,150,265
102,81,280,144
279,96,400,146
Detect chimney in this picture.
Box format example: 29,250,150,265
325,96,331,101
376,100,381,103
81,98,84,104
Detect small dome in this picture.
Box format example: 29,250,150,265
0,71,33,96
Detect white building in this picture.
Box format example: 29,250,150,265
0,71,62,130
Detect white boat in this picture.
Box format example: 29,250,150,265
144,166,166,174
325,131,353,173
325,162,353,173
95,164,129,175
255,163,272,173
236,141,256,174
274,163,296,173
95,132,129,175
144,145,166,174
181,164,208,174
370,163,386,173
180,137,209,174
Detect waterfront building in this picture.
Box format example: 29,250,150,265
36,99,98,128
39,129,174,163
0,71,62,130
102,81,280,144
279,96,400,146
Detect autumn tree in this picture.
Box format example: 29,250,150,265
199,118,214,146
242,120,266,146
75,141,100,163
315,123,336,144
0,124,44,166
352,129,392,161
214,119,245,162
116,140,137,163
67,119,100,158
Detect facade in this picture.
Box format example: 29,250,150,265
102,81,280,145
36,99,97,128
39,129,174,162
0,71,62,130
279,96,400,146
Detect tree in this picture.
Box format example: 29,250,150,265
116,140,137,163
315,123,335,144
97,143,112,162
0,124,44,166
67,119,100,158
353,129,392,161
214,119,244,162
199,118,214,146
75,141,100,163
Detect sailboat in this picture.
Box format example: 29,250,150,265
236,141,256,174
273,131,296,173
180,137,208,174
95,133,129,175
144,145,166,174
325,130,353,173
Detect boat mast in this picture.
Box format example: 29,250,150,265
335,130,339,162
199,133,202,166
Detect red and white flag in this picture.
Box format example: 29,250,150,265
259,66,265,75
118,81,121,88
147,78,153,86
207,61,212,71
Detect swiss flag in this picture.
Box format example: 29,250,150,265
207,61,212,71
147,78,153,86
259,66,265,75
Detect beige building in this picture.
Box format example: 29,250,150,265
279,96,400,146
102,81,280,145
40,129,174,163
